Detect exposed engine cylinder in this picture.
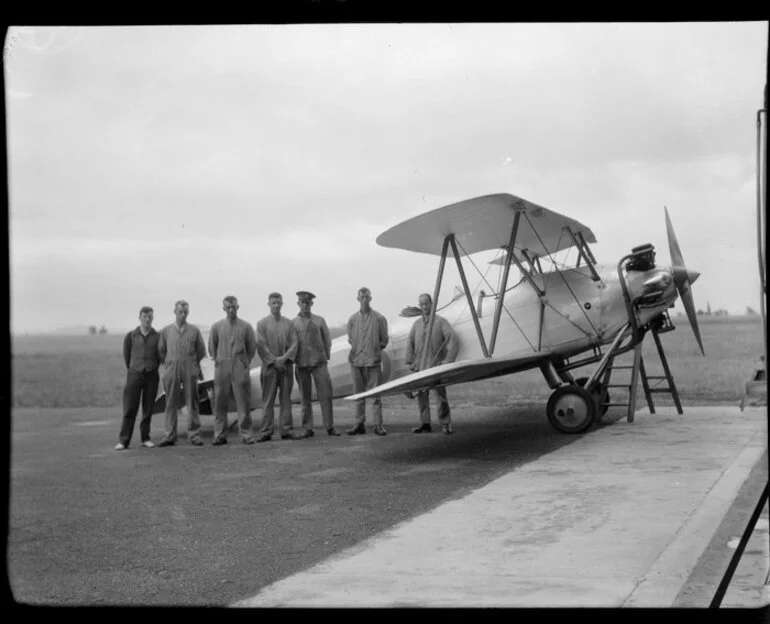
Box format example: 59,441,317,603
626,243,656,271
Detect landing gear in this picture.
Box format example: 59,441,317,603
575,376,610,416
546,385,597,434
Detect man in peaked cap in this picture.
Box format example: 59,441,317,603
292,291,340,438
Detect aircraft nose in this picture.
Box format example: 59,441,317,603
687,269,700,285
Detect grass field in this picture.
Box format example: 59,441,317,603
10,315,765,409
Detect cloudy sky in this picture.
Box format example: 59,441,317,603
5,23,767,334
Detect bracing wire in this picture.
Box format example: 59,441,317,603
523,213,600,338
455,238,537,351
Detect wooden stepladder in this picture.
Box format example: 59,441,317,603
599,319,683,422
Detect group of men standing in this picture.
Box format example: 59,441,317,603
115,288,458,450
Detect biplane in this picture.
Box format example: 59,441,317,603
343,192,705,433
154,193,704,435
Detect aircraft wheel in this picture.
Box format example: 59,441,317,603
546,385,597,434
575,376,610,416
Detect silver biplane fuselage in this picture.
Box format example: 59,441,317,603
235,260,679,405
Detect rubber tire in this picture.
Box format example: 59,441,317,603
546,384,598,434
575,376,610,416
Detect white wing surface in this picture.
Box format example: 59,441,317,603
376,193,596,259
345,350,552,401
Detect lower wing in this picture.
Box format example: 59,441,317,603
345,351,552,401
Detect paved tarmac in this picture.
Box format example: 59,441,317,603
235,406,769,608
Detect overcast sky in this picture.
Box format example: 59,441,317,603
5,23,768,334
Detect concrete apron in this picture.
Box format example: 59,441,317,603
234,406,768,608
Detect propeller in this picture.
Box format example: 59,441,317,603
665,206,705,356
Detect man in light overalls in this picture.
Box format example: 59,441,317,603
405,293,459,434
208,295,258,445
157,300,207,447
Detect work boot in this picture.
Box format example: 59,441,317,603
293,429,314,440
373,425,387,436
327,428,341,436
256,434,272,443
190,437,204,447
212,437,228,446
442,423,454,435
412,424,432,433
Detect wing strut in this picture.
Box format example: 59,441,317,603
520,249,538,275
448,236,490,358
489,209,521,355
565,227,601,282
524,212,600,338
577,231,597,264
509,252,545,298
537,299,545,351
419,236,451,371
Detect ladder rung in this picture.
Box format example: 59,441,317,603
645,376,670,380
648,388,673,393
611,365,636,370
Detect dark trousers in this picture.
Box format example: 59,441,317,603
119,370,160,446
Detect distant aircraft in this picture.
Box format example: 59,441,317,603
153,193,704,434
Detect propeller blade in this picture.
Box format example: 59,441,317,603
665,206,705,356
679,280,705,356
665,206,685,270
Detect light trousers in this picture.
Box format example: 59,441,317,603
296,364,334,431
260,362,294,436
351,365,383,426
213,359,253,441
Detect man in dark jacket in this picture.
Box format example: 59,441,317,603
115,306,160,450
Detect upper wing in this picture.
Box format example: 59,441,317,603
345,351,553,401
376,193,596,259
